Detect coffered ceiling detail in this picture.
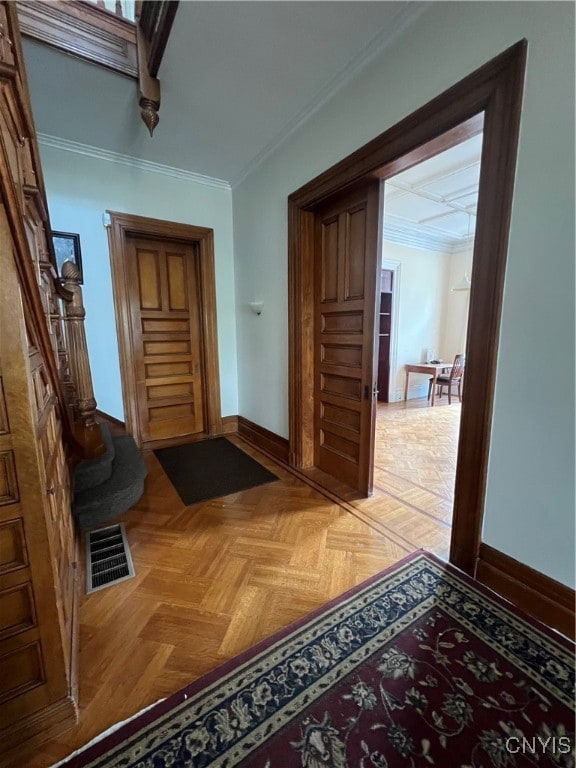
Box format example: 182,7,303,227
383,134,482,253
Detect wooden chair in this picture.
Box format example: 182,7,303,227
428,354,466,404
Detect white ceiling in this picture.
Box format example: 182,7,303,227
22,1,427,185
22,0,481,249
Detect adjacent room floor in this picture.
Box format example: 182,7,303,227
363,396,461,559
12,397,461,768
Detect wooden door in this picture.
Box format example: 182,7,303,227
126,236,205,445
313,181,381,493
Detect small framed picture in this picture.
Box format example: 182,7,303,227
52,231,83,283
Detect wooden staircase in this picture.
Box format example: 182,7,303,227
73,424,147,531
0,2,145,755
58,259,148,531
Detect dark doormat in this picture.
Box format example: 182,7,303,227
154,437,278,506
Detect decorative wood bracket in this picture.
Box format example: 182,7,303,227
134,1,178,137
135,23,160,136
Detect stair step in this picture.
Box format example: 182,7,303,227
74,423,115,492
74,435,147,531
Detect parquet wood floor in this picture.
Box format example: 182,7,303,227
6,398,460,768
356,398,461,559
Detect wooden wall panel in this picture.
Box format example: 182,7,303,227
0,3,78,748
0,520,28,574
0,452,19,506
0,583,36,640
0,378,9,434
0,642,44,704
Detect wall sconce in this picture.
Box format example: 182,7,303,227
249,301,264,316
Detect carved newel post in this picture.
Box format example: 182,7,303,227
60,260,98,429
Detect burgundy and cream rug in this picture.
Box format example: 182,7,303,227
56,551,575,767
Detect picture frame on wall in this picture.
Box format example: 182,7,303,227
52,231,83,283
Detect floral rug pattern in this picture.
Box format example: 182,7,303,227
62,553,575,768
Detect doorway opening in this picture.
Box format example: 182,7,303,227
288,41,527,575
372,132,481,560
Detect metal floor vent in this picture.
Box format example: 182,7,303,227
86,523,135,593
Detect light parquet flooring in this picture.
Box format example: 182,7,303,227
353,398,461,558
8,400,461,768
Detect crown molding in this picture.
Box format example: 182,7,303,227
231,2,428,188
37,134,232,190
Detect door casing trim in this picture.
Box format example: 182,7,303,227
288,41,527,576
380,259,401,403
107,211,222,447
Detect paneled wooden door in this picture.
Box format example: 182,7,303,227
313,181,381,494
126,236,205,444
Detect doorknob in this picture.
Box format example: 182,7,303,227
363,384,378,400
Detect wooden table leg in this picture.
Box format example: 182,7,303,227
430,374,437,406
404,371,409,400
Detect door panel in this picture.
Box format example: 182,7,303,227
313,181,381,493
127,237,204,445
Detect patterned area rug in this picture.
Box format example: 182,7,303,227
57,552,575,767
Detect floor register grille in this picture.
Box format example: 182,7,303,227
86,523,135,593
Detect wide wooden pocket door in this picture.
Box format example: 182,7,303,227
313,182,380,493
127,236,205,443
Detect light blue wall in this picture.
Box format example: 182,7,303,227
38,1,575,589
379,243,449,401
41,146,238,421
233,2,575,587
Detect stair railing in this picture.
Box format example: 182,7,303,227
60,260,104,458
2,2,103,465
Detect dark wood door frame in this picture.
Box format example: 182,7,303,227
107,211,223,445
288,41,527,576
